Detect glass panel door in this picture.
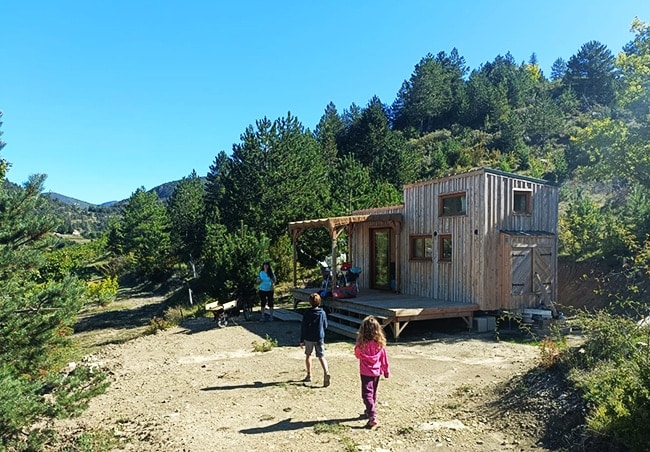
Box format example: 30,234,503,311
371,229,391,290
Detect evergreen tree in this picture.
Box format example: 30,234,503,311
565,40,617,109
330,154,376,215
339,96,415,188
204,150,231,221
571,20,650,266
219,113,330,242
314,102,344,165
0,169,107,448
0,111,6,175
550,57,568,81
391,49,468,134
120,188,173,281
167,170,205,277
576,24,650,187
200,222,268,302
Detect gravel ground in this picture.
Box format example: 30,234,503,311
49,292,594,452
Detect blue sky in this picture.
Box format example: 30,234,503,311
2,1,648,205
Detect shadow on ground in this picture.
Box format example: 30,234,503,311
239,417,365,434
74,302,166,333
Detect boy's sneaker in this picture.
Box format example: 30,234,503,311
323,374,331,387
302,375,311,382
365,419,378,429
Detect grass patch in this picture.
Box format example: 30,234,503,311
55,429,119,452
313,423,356,452
313,422,348,434
252,334,278,352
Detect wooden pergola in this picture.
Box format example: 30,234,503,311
288,212,403,288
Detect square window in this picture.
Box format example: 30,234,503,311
513,191,531,214
439,234,452,261
410,235,432,260
439,193,466,216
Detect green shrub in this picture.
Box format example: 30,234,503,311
86,276,119,306
561,305,650,449
145,307,185,334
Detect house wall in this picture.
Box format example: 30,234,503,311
402,171,486,303
350,169,558,311
483,171,559,309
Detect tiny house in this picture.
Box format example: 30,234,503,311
289,168,559,336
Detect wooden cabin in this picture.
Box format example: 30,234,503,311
289,168,559,338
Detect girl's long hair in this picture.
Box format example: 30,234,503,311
261,261,274,279
356,315,386,349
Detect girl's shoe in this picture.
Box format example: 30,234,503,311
365,419,377,429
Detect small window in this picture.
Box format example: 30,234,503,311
513,190,531,214
439,192,466,216
438,234,452,262
410,235,433,260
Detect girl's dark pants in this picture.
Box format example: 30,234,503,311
360,374,380,421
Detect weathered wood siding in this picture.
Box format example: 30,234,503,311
401,171,486,303
483,171,558,310
350,168,558,312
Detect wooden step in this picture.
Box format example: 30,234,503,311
272,308,303,322
327,302,391,320
328,306,389,325
328,311,365,326
326,321,358,339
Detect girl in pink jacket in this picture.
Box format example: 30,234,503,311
354,315,390,428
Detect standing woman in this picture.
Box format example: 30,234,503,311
257,261,277,321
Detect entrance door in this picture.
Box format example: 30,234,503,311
371,228,392,290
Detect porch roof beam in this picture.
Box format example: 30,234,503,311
288,212,402,236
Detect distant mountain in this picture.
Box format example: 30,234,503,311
43,180,187,208
7,177,206,238
148,180,181,201
44,192,97,209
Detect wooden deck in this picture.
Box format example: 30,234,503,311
291,288,480,340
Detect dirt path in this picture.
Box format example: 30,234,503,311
54,296,562,452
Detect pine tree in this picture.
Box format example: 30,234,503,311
167,170,206,277
0,171,107,448
218,113,330,242
120,188,173,281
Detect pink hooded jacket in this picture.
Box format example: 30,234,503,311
354,340,390,378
